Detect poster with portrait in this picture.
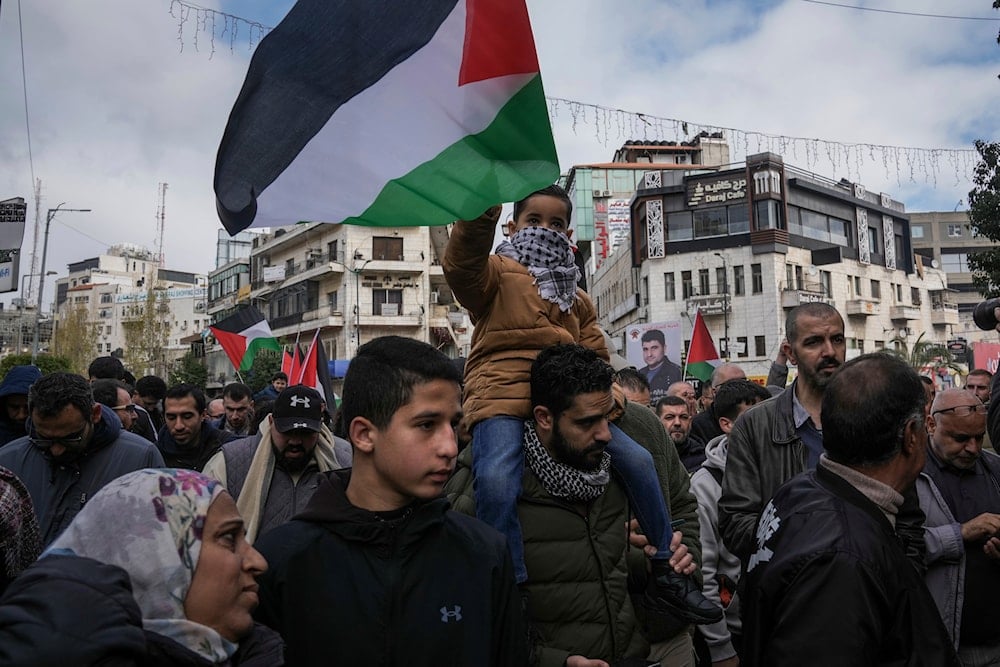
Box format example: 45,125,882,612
626,320,683,402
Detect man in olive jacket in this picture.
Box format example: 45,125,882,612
448,344,703,666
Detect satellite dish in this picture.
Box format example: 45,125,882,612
898,328,909,338
806,265,818,276
930,259,940,269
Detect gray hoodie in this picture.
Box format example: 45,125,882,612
689,434,742,662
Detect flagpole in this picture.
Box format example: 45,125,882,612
682,309,697,381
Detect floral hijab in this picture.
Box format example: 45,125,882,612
46,468,236,663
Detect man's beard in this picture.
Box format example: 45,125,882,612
801,358,841,392
548,421,606,472
273,444,311,472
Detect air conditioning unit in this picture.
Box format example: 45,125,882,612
430,291,440,304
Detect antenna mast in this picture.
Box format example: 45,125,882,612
155,182,167,268
25,178,43,304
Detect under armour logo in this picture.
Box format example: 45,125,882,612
293,422,307,429
289,395,311,408
440,605,462,623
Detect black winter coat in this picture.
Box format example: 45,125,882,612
740,465,958,667
254,469,527,667
0,553,283,666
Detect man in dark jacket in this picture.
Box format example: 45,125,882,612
741,353,958,666
254,337,526,667
448,344,708,666
0,365,41,447
655,395,706,473
253,372,287,402
157,384,235,471
0,372,163,545
212,382,255,437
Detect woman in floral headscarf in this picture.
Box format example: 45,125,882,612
0,468,282,666
0,466,39,596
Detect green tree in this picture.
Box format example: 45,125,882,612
169,350,208,387
122,286,171,378
52,303,100,375
966,140,1000,297
889,332,965,374
246,349,282,393
0,353,72,378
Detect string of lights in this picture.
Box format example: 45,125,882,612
166,0,984,187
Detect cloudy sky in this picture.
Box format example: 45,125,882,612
1,0,997,309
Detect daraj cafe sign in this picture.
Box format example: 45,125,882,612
686,176,748,208
0,198,27,294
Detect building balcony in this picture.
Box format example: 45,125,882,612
845,298,880,317
889,305,921,321
780,287,831,309
930,302,959,326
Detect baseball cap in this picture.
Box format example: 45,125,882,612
272,385,324,433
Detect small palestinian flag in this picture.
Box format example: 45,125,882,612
214,0,559,232
684,309,722,383
209,306,282,372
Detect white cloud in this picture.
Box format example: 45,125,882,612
0,0,996,310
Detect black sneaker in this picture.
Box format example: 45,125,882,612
644,560,723,625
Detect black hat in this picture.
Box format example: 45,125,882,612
272,385,323,433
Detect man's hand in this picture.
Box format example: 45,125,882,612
565,656,609,667
960,513,1000,542
713,657,740,667
984,536,1000,560
669,529,695,575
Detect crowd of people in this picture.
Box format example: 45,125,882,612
0,186,997,666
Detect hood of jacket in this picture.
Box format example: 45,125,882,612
156,420,224,457
295,469,449,549
703,433,729,472
24,403,122,460
0,365,41,399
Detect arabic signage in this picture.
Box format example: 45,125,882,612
0,198,27,294
686,176,747,209
115,287,207,304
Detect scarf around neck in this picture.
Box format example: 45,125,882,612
495,226,581,313
46,468,236,664
523,420,610,502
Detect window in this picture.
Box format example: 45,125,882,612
947,224,963,238
895,283,903,303
372,289,403,315
751,264,763,294
755,335,767,357
327,240,339,263
795,265,804,290
728,204,750,234
733,265,745,296
911,287,921,305
105,325,111,335
100,293,112,304
854,276,863,297
328,290,339,311
715,267,727,294
285,258,295,275
737,336,749,359
868,225,880,257
940,252,971,273
754,200,783,230
682,271,693,299
830,217,850,246
667,212,693,241
911,225,925,239
693,207,727,238
799,209,829,242
785,264,795,290
664,273,676,301
642,276,649,305
874,340,885,350
820,270,832,297
870,280,881,300
698,269,710,296
372,236,404,261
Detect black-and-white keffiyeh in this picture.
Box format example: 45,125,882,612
523,420,610,503
495,227,581,313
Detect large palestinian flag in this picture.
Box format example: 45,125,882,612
209,307,282,372
684,309,722,383
214,0,559,233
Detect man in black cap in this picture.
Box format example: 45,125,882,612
203,385,348,544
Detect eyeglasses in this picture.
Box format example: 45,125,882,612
931,404,988,417
29,425,88,449
112,404,137,413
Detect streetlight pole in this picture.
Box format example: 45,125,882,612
351,254,373,357
32,204,90,362
714,252,730,361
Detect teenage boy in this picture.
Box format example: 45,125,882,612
254,336,527,666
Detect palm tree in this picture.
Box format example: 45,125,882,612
889,332,964,376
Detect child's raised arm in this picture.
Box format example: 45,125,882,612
443,205,504,318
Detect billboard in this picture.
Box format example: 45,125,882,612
0,198,27,294
625,320,683,402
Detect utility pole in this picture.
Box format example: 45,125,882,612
32,204,90,362
156,183,168,268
